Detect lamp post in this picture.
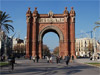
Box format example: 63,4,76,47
92,29,97,60
85,40,87,57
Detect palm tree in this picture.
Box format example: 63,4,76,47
0,11,14,58
0,11,14,33
93,20,100,30
92,20,100,60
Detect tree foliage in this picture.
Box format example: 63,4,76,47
0,11,14,33
88,43,93,52
53,47,59,55
43,45,51,56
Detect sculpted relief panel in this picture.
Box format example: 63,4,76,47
38,18,64,23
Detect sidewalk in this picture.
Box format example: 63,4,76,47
74,58,100,68
75,58,100,63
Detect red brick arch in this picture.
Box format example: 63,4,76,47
26,7,76,59
38,25,64,42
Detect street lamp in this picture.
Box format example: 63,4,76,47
92,29,97,60
84,40,87,57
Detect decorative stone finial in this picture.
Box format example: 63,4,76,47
63,7,68,14
35,7,37,11
65,7,67,10
28,7,30,10
70,7,75,17
26,7,32,16
33,7,38,15
71,7,74,10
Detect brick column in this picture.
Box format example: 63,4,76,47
70,17,75,57
32,17,37,57
70,7,76,58
64,16,69,56
32,7,38,57
26,20,30,57
26,8,32,58
63,7,69,56
59,40,64,58
39,41,42,59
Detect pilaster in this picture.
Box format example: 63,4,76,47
32,7,38,57
38,41,42,59
63,7,69,56
26,8,32,58
70,7,76,58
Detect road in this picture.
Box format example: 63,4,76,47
0,58,100,75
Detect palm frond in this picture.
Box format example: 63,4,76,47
1,13,9,22
3,24,14,32
95,21,100,25
4,20,13,23
0,11,2,14
93,26,100,30
4,24,9,33
0,11,14,33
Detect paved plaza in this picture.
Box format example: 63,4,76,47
0,58,100,75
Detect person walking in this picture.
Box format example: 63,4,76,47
36,55,39,63
56,56,59,64
32,56,36,62
72,55,74,63
29,55,32,60
8,54,15,72
65,55,70,66
11,54,15,71
46,56,49,63
50,56,52,63
58,56,61,63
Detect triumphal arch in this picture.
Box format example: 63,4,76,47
26,7,76,59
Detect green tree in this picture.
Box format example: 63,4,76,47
88,43,94,53
53,47,59,56
43,45,51,56
0,11,14,33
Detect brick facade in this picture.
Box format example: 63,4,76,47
26,7,76,59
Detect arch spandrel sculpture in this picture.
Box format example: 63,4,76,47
26,7,76,59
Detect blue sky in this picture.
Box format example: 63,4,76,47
0,0,100,50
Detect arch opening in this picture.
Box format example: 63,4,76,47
38,25,64,58
38,25,64,42
42,32,59,57
42,29,60,41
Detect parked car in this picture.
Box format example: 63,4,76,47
90,53,100,60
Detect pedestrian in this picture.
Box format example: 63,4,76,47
29,55,32,60
46,56,49,63
11,54,15,71
50,56,52,63
8,54,15,72
1,56,4,61
65,55,70,66
32,56,36,62
36,55,39,63
8,55,12,71
72,55,74,63
58,56,61,63
56,56,59,64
